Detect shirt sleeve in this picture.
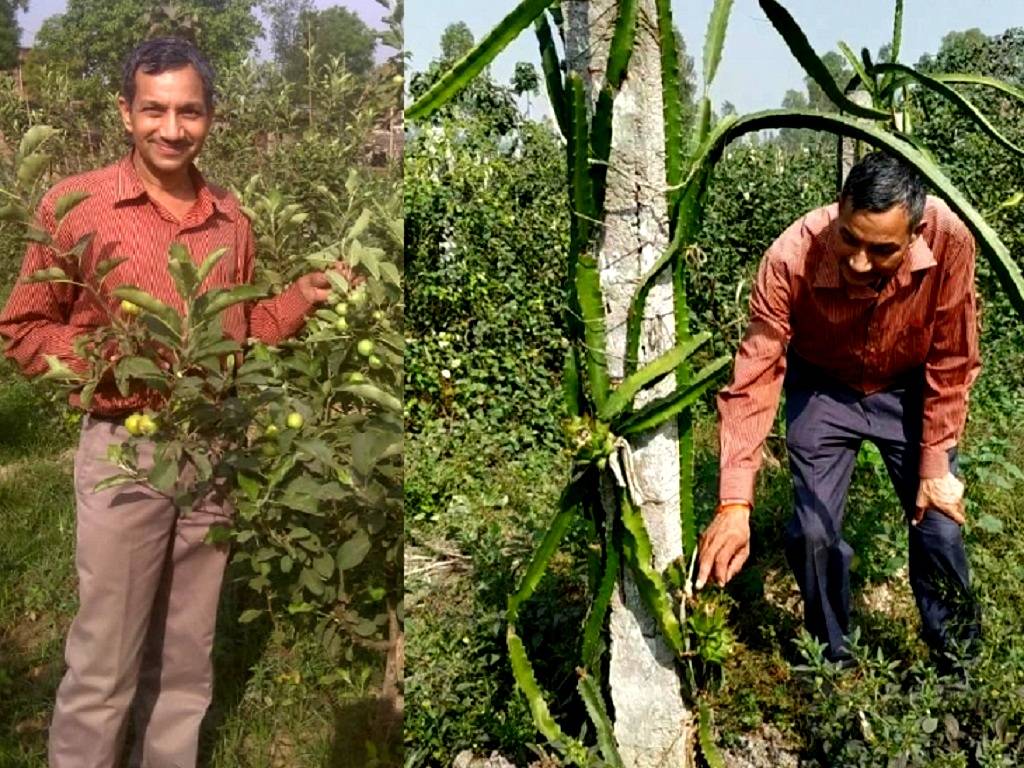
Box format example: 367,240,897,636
238,217,314,345
716,246,793,505
918,222,979,478
0,194,90,376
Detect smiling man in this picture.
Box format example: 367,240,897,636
0,38,354,768
697,152,981,668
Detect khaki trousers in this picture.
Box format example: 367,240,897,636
49,415,233,768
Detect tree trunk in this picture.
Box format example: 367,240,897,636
565,2,691,765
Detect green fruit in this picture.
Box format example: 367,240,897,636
372,310,384,322
326,291,341,305
356,339,374,357
120,299,141,316
264,424,279,437
124,413,142,435
261,442,278,457
349,289,367,308
137,414,157,436
286,412,304,429
334,302,348,316
347,372,365,383
368,354,383,369
334,317,348,332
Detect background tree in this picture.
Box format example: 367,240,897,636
0,0,27,71
260,0,313,67
510,60,538,115
408,22,519,135
440,20,473,63
281,4,377,83
29,0,261,86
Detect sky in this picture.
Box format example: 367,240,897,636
17,0,394,57
405,0,1024,117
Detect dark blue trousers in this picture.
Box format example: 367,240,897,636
783,354,980,662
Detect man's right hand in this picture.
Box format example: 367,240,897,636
696,502,751,589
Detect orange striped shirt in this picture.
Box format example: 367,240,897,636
717,196,979,504
0,153,314,416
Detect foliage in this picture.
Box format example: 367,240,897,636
28,0,261,89
281,5,379,82
0,0,26,70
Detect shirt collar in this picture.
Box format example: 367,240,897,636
814,215,936,295
114,151,236,222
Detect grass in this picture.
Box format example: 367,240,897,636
0,360,389,768
405,382,1024,766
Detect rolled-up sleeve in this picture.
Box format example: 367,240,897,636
0,194,89,376
919,224,979,478
717,247,793,504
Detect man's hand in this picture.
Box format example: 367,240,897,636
696,502,751,589
296,262,364,305
915,473,966,526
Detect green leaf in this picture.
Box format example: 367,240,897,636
237,473,261,503
605,0,639,90
837,41,874,97
702,0,734,88
313,552,335,579
18,125,58,159
54,190,89,223
656,0,685,217
148,449,178,494
339,383,401,413
300,567,325,596
196,246,227,285
599,332,711,421
507,626,573,747
0,202,28,222
562,346,583,417
757,0,888,120
577,675,624,768
506,478,584,621
619,492,685,654
92,473,138,492
337,529,371,570
115,356,166,384
238,608,263,624
581,528,619,670
407,0,554,121
23,266,69,284
624,228,687,374
698,700,725,768
534,13,568,139
889,0,903,65
975,514,1004,534
94,257,128,284
921,716,939,734
40,354,83,382
17,153,50,188
111,286,182,336
874,63,1024,157
931,72,1024,103
167,242,198,299
617,355,731,434
199,284,267,318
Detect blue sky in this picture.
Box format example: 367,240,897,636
406,0,1024,115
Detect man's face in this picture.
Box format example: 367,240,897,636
117,64,212,178
833,198,924,289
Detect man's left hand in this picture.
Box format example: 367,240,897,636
296,262,364,305
915,473,966,526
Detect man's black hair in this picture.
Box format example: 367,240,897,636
121,37,216,110
840,151,926,230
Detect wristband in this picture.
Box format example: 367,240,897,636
715,501,751,516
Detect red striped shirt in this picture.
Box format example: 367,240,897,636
0,153,314,416
717,196,980,504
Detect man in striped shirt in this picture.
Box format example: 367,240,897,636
0,39,356,767
697,152,981,668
